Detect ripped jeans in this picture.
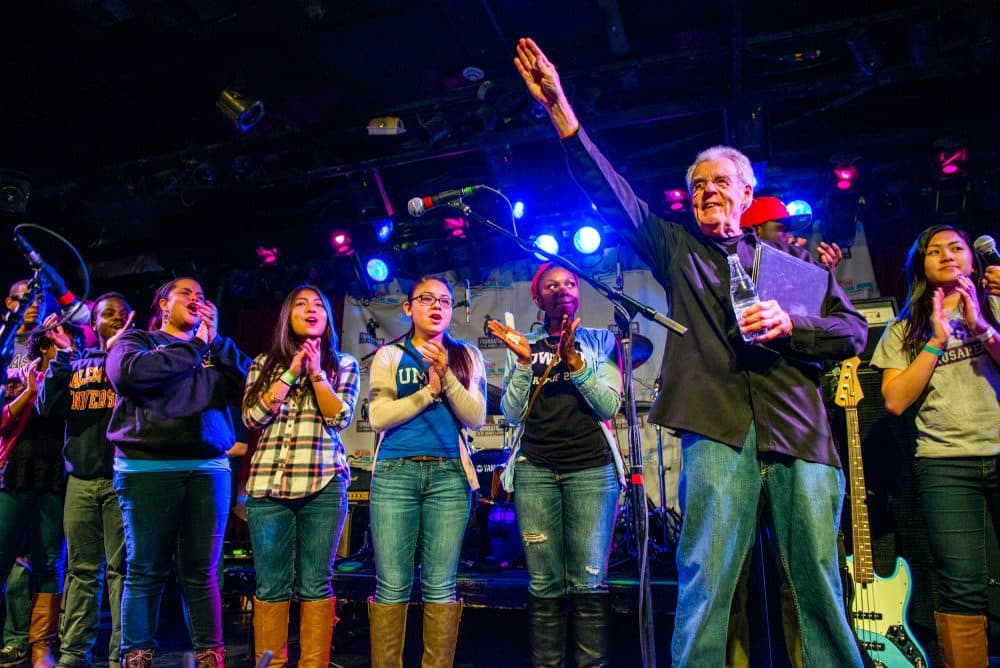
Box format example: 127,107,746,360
512,459,620,598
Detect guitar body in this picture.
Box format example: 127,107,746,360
846,551,929,667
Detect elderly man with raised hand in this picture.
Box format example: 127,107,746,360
514,37,868,667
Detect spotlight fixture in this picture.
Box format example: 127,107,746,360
217,87,264,133
330,230,353,256
831,159,859,191
933,137,968,180
373,218,394,243
512,201,526,220
534,233,559,261
366,258,391,282
256,246,280,267
573,225,602,255
664,187,688,212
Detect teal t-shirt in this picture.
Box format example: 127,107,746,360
378,338,461,459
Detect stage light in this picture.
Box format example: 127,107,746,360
217,87,264,133
373,218,393,243
534,233,559,260
443,216,467,239
933,138,968,179
786,199,813,218
833,163,858,191
255,246,279,267
664,187,688,212
366,258,390,282
330,230,353,256
512,201,525,220
573,226,602,255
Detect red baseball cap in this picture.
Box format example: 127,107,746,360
740,196,811,232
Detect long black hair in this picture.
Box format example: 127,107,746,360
406,276,473,389
897,224,999,360
243,285,342,411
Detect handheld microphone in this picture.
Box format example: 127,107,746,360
407,185,484,217
13,232,91,326
465,279,471,325
974,235,1000,268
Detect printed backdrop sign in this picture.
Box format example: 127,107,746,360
339,269,682,513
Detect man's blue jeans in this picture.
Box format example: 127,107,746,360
59,475,125,666
916,456,1000,615
114,469,229,652
672,425,863,667
246,477,348,602
512,460,620,598
369,458,471,604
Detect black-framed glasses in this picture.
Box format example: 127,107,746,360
410,293,453,308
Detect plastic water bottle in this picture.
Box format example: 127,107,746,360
728,254,761,342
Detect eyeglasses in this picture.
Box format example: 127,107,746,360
410,293,453,308
690,174,742,193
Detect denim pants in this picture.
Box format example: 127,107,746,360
246,477,348,602
512,460,620,598
2,558,31,651
114,469,229,652
916,456,1000,615
672,425,863,667
59,475,126,666
369,458,471,604
0,489,65,595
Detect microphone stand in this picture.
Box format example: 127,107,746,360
448,199,686,668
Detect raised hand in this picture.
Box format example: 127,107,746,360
25,358,41,394
741,300,793,343
930,287,952,347
816,242,843,271
557,315,584,372
513,37,578,136
287,347,308,379
42,313,72,350
486,319,532,365
196,300,218,343
427,366,443,397
301,338,322,375
418,340,449,376
956,274,988,334
106,311,136,349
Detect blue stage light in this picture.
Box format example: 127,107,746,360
366,258,390,282
512,201,525,219
374,218,393,243
534,234,559,261
573,226,602,254
786,200,813,218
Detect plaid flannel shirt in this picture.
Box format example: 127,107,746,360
243,352,360,498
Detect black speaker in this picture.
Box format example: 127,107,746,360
850,297,899,364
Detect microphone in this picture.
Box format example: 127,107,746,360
974,235,1000,268
407,185,484,217
13,232,91,326
465,279,471,325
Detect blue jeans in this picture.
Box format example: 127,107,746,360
114,469,229,652
916,456,1000,615
60,475,126,665
369,458,471,604
512,460,620,598
0,489,65,595
672,425,862,667
246,477,349,602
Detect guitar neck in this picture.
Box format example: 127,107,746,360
846,405,874,584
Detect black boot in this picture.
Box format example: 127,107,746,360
528,595,567,668
570,593,611,668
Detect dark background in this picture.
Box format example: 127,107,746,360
2,0,998,316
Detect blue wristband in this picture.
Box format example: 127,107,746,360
922,343,944,357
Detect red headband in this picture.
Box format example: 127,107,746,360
530,262,555,300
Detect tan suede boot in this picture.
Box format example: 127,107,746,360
28,593,61,668
368,596,408,668
421,600,463,668
935,611,988,668
252,598,290,668
298,598,336,668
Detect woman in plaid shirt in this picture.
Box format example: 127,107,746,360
367,276,487,668
241,285,360,668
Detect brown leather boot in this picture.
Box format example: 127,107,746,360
421,600,462,668
368,597,408,668
119,649,153,668
935,611,988,668
28,593,61,668
252,598,290,668
298,598,336,668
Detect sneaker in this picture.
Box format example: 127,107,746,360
0,645,29,668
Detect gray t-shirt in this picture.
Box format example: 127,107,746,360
870,298,1000,458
